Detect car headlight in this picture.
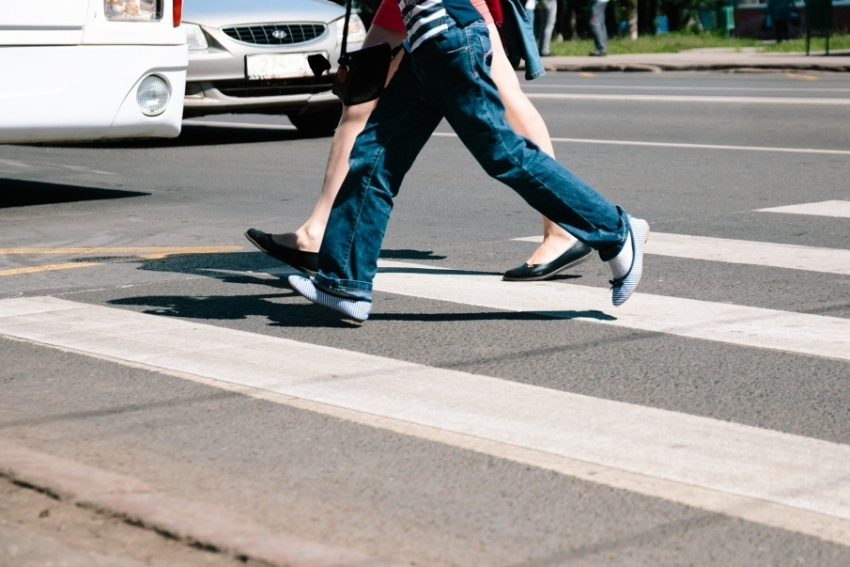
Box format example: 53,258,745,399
184,23,209,50
105,0,161,22
336,14,366,45
137,75,171,116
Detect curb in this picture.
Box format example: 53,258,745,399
549,63,850,73
532,55,850,73
0,439,404,567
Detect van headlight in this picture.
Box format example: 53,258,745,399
105,0,162,22
184,23,209,50
336,14,366,45
136,75,171,116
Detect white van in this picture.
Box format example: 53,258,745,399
0,1,187,143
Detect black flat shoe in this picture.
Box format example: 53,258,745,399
245,228,319,275
503,240,592,282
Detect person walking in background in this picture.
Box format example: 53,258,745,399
535,0,557,56
286,0,649,322
246,0,593,284
588,0,609,56
765,0,794,42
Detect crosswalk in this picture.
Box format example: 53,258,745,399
0,201,848,545
758,200,850,218
514,231,850,275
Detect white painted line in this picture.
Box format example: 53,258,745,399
180,122,850,156
548,138,850,156
513,232,850,275
431,132,850,156
1,296,849,545
0,159,30,168
525,84,850,93
183,120,297,131
58,165,117,176
370,261,850,362
757,200,850,219
527,93,850,105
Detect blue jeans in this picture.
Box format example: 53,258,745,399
503,0,546,80
315,17,629,300
590,1,608,54
535,0,557,55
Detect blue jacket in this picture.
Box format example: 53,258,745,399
500,0,546,80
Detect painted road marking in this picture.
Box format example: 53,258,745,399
512,233,850,275
0,262,101,277
0,246,243,277
185,120,297,131
57,165,117,176
757,200,850,219
527,93,850,105
0,159,31,168
177,121,850,156
0,246,242,255
372,261,850,362
525,85,850,93
785,73,819,81
1,296,848,545
431,132,850,156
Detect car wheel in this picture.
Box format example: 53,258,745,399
287,106,342,136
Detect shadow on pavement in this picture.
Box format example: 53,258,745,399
379,249,447,261
37,123,320,150
0,179,149,208
106,250,594,327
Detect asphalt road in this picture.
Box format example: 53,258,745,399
1,71,849,566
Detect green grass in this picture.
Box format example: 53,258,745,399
759,34,850,52
548,31,849,56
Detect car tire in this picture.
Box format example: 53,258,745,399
287,105,343,136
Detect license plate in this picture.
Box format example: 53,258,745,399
246,54,312,80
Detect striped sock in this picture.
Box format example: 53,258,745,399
609,217,649,307
288,275,371,322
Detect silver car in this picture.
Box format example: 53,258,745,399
182,0,365,135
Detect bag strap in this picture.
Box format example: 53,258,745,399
340,0,354,58
339,0,404,61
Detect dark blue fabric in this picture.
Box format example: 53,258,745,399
442,0,483,27
501,0,546,80
316,17,627,299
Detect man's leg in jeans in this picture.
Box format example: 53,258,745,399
313,57,444,300
416,20,626,257
416,19,647,305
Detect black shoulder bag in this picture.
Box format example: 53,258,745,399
308,0,403,106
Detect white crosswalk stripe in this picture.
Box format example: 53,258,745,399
371,260,850,361
513,232,850,275
0,296,849,546
1,200,847,547
757,200,850,219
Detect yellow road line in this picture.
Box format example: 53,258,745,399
785,73,818,81
0,263,100,276
0,246,244,277
0,246,243,255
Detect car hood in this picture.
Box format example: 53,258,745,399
182,0,346,28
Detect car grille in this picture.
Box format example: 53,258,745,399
221,23,327,46
213,76,335,98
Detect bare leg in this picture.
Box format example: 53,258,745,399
274,25,407,252
275,23,575,266
487,23,576,266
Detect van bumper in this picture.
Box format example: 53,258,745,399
0,44,187,144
